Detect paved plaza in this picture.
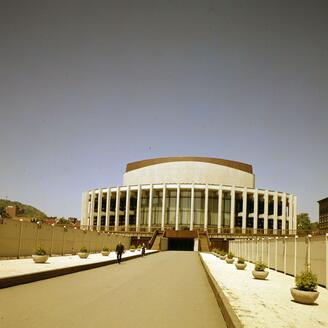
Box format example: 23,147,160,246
201,253,328,328
0,251,226,328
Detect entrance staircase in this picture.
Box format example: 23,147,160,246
150,230,164,250
198,231,210,252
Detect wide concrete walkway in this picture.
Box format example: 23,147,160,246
0,251,226,328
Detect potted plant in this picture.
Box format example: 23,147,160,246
252,260,269,279
137,245,142,251
219,250,226,260
211,248,219,256
101,246,110,256
235,257,247,270
130,245,136,252
78,246,89,259
290,270,319,304
226,252,234,264
32,246,49,263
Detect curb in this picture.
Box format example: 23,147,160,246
0,251,159,289
198,253,243,328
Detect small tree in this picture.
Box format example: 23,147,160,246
297,213,311,230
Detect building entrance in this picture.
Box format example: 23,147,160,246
168,238,194,251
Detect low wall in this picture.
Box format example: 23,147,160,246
0,219,130,258
229,235,328,287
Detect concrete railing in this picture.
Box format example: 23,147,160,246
0,219,130,258
229,234,328,288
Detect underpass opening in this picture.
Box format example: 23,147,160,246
168,238,194,251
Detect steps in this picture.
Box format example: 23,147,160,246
151,233,163,250
198,231,210,252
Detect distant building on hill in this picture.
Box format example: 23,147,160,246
318,197,328,230
5,205,16,218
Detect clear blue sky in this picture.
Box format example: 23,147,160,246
0,1,327,220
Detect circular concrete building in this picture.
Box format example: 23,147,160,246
81,156,297,247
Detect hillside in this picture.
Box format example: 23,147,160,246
0,199,47,220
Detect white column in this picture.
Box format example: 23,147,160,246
161,184,166,231
218,186,222,233
190,184,194,231
80,192,89,227
204,185,209,231
288,195,293,234
325,233,328,289
264,190,269,234
125,186,130,232
294,235,298,276
244,239,247,258
293,195,297,234
148,184,153,232
242,187,247,234
307,234,311,270
97,189,102,231
114,187,120,231
275,237,278,271
284,236,287,274
267,238,270,268
136,185,141,232
105,188,111,231
230,186,235,233
90,190,95,230
282,193,287,234
253,190,258,234
251,239,254,262
273,191,278,233
175,184,180,230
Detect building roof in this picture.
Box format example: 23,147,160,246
125,156,253,174
318,197,328,203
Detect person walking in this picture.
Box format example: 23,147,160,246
141,243,146,257
115,241,125,264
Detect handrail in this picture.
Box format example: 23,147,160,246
148,229,159,249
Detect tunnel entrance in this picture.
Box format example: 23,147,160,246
168,238,194,251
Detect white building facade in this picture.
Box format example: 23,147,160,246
81,157,297,235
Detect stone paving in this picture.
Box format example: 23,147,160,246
201,252,328,328
0,250,154,279
0,251,227,328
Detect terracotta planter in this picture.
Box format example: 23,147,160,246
290,288,319,304
32,254,49,263
78,252,89,259
235,262,247,270
226,258,234,264
101,251,110,256
252,270,269,280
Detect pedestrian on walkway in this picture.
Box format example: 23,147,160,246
141,243,146,257
115,241,125,264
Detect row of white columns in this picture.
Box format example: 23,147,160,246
82,184,297,234
230,234,328,288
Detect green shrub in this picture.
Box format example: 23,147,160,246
254,260,267,271
35,246,46,255
227,252,234,259
130,245,136,250
137,245,141,250
237,257,245,264
80,246,88,253
219,250,226,256
295,270,318,291
212,248,219,253
102,246,109,252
